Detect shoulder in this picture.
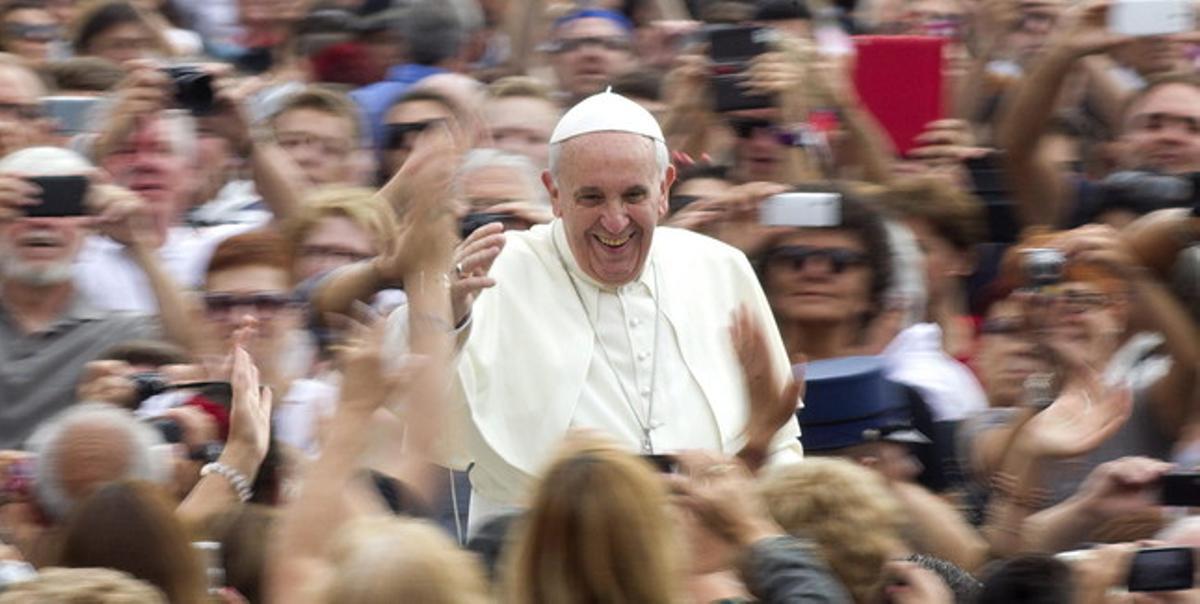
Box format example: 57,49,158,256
654,227,756,274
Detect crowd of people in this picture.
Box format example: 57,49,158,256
0,0,1199,601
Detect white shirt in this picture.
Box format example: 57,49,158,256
882,322,988,422
73,223,256,313
560,236,721,454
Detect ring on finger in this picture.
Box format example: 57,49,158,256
455,262,465,278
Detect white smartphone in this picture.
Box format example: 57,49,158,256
1109,0,1194,36
41,96,101,136
760,192,841,227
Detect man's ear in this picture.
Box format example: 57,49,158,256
658,164,676,218
542,171,563,218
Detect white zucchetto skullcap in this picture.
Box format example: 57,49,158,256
549,88,664,145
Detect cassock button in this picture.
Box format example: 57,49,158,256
640,388,651,398
637,351,650,361
630,318,642,328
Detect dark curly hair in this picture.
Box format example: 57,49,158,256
755,188,894,322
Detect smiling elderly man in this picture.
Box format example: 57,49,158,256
389,91,804,530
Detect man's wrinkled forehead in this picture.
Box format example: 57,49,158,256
556,132,658,173
553,15,631,40
0,63,44,103
1123,81,1200,131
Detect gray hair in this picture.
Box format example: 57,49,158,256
547,135,669,185
400,0,475,66
26,403,167,522
457,148,549,207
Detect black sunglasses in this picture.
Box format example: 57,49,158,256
383,118,445,150
765,246,868,274
203,292,298,315
728,117,775,139
547,35,631,54
4,23,58,42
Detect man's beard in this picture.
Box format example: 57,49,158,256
0,256,74,286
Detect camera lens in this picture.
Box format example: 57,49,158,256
163,66,215,116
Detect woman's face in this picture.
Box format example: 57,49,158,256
975,298,1041,407
763,229,873,326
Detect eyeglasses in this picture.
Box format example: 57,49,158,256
0,102,44,121
298,244,372,263
546,35,631,54
728,117,776,139
383,118,445,151
3,23,58,42
203,292,298,316
980,317,1023,336
765,246,868,274
275,131,353,157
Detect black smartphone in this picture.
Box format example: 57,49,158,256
460,212,511,239
1161,472,1200,506
24,175,89,217
640,454,680,474
711,73,774,113
1128,547,1195,592
707,25,772,66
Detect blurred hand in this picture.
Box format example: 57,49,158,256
1058,224,1143,280
99,62,170,154
1052,0,1134,58
743,49,807,98
1064,542,1137,603
672,452,783,548
663,53,711,114
1016,364,1132,459
1071,456,1172,521
730,305,802,457
221,346,274,479
0,174,37,223
89,184,158,250
668,182,791,256
159,404,220,449
881,561,955,604
208,69,255,152
76,360,139,407
333,314,424,416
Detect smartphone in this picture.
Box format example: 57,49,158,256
41,96,101,137
851,36,945,155
1161,472,1200,506
1128,547,1195,592
1109,0,1194,36
641,454,680,474
708,25,774,68
24,175,89,217
760,192,841,227
708,26,777,112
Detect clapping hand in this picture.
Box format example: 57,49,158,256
730,305,801,468
219,346,274,482
1015,356,1132,460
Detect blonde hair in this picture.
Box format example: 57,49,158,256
503,437,682,604
0,567,166,603
282,187,396,267
486,76,555,102
321,516,490,604
758,458,907,604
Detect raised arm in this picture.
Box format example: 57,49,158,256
996,2,1130,227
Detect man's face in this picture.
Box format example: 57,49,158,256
0,65,47,159
1004,0,1062,63
0,215,88,286
204,264,298,352
1122,83,1200,174
2,8,57,65
273,108,357,186
294,216,377,283
763,229,873,325
1042,280,1126,364
382,99,457,177
483,96,558,168
548,18,635,101
974,298,1040,407
730,117,786,183
100,116,197,227
543,132,673,287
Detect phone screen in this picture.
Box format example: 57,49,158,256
1161,472,1200,507
25,175,89,218
1128,547,1195,592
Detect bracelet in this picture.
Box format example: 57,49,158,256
200,462,253,502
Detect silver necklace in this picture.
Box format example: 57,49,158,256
553,235,662,453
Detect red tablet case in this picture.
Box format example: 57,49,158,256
850,36,946,155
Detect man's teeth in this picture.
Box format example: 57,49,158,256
595,234,631,247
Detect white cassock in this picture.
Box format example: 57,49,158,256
388,219,803,531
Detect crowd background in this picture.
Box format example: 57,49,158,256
0,0,1199,601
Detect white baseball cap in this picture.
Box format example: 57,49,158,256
549,88,664,145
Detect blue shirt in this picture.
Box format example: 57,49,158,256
351,64,445,151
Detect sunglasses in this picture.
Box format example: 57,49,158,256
547,35,631,54
383,118,445,150
728,117,776,139
765,246,868,274
203,292,298,315
4,23,58,42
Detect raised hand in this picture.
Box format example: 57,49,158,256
221,346,274,481
0,174,37,223
730,305,801,461
333,313,424,416
450,222,504,325
1070,456,1172,520
1016,364,1132,459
